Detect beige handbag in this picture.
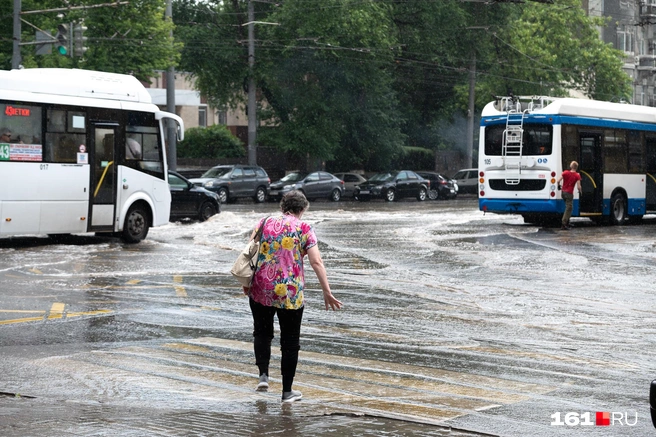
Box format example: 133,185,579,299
230,217,269,287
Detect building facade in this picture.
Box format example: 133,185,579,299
585,0,656,106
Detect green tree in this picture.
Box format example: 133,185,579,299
0,0,178,81
178,124,245,159
175,0,406,171
173,0,633,172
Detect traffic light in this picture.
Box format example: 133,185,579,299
55,23,70,56
73,24,88,57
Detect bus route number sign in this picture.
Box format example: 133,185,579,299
0,144,9,161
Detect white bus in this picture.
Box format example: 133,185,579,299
478,95,656,225
0,68,183,242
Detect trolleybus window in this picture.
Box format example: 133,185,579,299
604,129,628,173
484,124,553,156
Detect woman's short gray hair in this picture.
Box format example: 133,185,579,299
280,190,309,215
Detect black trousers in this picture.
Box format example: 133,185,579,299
249,298,304,392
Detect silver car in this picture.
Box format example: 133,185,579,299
269,171,344,201
333,172,367,198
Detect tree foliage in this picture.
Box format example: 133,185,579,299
177,124,245,159
1,0,633,171
0,0,178,81
173,0,631,172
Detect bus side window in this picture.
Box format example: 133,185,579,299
126,137,142,160
46,133,85,163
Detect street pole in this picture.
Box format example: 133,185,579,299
247,0,257,166
466,54,476,168
165,0,177,171
12,0,21,69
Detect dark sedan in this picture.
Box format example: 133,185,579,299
354,171,429,202
269,171,344,202
416,171,458,200
168,171,220,222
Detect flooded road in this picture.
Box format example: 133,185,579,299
1,197,655,436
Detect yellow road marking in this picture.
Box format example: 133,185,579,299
29,268,42,274
0,317,44,325
173,275,186,297
67,310,113,318
126,279,141,285
48,302,65,319
0,310,46,314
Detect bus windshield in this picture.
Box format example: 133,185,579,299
485,124,553,156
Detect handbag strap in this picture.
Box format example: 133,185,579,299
253,216,269,242
249,216,270,272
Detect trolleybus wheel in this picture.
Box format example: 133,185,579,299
610,192,627,225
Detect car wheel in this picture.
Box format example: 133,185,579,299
198,201,218,222
428,188,439,200
217,188,228,204
417,187,427,201
330,188,341,202
610,192,627,225
121,202,150,244
385,189,396,202
253,186,267,203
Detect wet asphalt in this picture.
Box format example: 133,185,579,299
1,196,655,436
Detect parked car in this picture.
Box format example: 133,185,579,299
189,164,270,203
333,172,367,198
269,171,344,202
452,168,479,194
168,171,220,222
416,171,458,200
354,170,429,202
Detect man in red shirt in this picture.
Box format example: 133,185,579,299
557,161,582,230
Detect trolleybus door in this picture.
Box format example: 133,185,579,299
645,135,656,210
89,125,118,231
578,133,603,215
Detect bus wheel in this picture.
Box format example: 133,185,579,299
610,193,627,225
122,203,150,243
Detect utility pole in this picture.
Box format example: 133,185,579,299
247,0,257,165
12,0,21,69
467,54,476,168
166,0,177,171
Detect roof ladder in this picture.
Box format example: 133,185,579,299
503,109,526,185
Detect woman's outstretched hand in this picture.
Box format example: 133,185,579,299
323,291,343,311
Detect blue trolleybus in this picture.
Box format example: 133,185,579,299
478,96,656,225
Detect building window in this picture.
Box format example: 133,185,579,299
618,30,633,54
198,106,207,127
218,110,227,125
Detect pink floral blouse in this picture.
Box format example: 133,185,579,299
249,214,317,309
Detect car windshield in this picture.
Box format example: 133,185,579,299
279,172,307,182
368,173,394,182
201,167,232,179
